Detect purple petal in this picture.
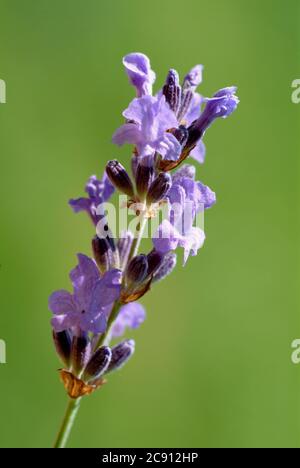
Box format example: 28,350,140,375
157,132,181,161
89,269,122,312
153,220,181,254
123,97,146,124
189,140,206,164
85,174,114,203
112,123,141,146
111,302,146,338
69,197,91,214
167,183,186,208
184,65,203,89
101,172,115,201
197,182,216,210
184,92,203,125
79,305,110,334
48,290,76,315
172,164,196,181
123,53,156,97
70,254,100,310
51,313,78,332
204,86,239,119
180,227,205,265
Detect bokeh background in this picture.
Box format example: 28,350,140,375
0,0,299,448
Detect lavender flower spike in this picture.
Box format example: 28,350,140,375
50,53,239,448
123,53,156,97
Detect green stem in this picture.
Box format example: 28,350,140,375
53,397,82,448
130,216,148,259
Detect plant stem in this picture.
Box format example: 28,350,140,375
53,397,82,448
130,215,148,259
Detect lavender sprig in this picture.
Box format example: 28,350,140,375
51,52,239,448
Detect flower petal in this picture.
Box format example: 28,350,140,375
89,269,122,312
111,302,146,338
79,305,111,334
197,182,216,210
51,313,78,332
153,220,181,253
70,254,100,310
180,227,205,265
184,92,203,125
69,197,91,214
123,53,156,96
48,290,76,315
112,123,141,147
157,132,181,161
189,140,206,164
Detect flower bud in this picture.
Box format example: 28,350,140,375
146,173,172,204
106,160,134,197
163,69,181,114
183,65,203,91
153,252,177,283
186,87,239,149
92,234,120,272
125,255,148,284
172,125,189,146
52,329,72,367
147,250,164,276
135,163,154,198
71,334,92,375
83,346,111,382
92,236,110,272
106,340,135,373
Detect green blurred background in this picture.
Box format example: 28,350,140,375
0,0,299,448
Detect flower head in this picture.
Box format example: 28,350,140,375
186,86,239,151
69,173,114,225
112,94,181,163
49,254,122,334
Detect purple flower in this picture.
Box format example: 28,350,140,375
205,86,239,119
111,302,146,338
49,254,122,334
69,173,114,225
123,53,156,97
186,86,239,150
171,164,216,212
112,94,181,162
153,165,216,264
